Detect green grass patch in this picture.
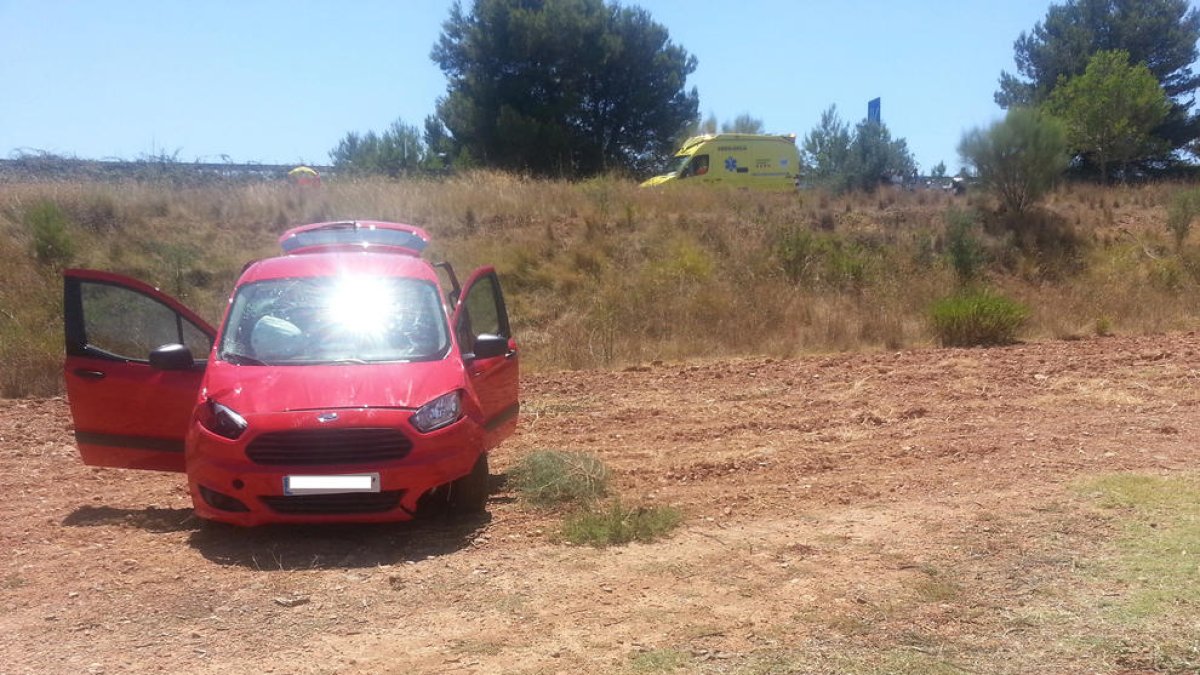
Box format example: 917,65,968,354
929,289,1029,347
509,449,609,506
562,501,682,547
627,648,688,673
1079,474,1200,621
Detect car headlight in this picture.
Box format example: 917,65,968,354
199,399,248,440
410,391,461,433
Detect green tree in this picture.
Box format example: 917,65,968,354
931,161,947,178
679,111,749,144
995,0,1200,153
801,105,851,184
843,120,916,191
330,119,427,176
721,113,765,134
958,108,1069,214
431,0,699,177
1045,50,1170,183
422,115,454,170
801,105,914,191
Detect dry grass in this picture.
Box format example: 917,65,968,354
3,174,1200,396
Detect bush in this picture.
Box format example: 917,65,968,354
1167,187,1200,250
945,207,986,283
958,108,1068,214
929,290,1029,347
773,227,873,290
509,450,609,506
25,200,75,267
561,501,682,547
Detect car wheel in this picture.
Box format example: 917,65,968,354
449,452,489,514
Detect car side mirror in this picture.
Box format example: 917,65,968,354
149,343,195,371
471,334,509,360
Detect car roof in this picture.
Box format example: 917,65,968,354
238,251,440,285
278,220,430,256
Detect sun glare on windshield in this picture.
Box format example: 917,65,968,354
218,275,449,365
324,276,394,337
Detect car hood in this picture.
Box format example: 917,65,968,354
201,358,465,414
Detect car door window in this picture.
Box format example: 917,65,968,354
679,154,709,178
457,273,509,347
80,282,212,361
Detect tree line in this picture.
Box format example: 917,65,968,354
330,0,1200,191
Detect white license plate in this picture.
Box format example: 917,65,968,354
284,473,380,495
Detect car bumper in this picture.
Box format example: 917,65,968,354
185,409,484,526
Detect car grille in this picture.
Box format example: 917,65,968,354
259,490,405,515
245,428,412,466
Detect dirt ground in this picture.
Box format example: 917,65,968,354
3,333,1198,674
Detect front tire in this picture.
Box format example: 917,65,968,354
448,452,489,514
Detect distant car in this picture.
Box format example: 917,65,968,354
62,221,519,526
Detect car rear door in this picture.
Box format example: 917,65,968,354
453,266,519,448
63,269,216,472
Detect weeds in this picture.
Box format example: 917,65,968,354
1167,187,1200,250
509,450,609,506
561,500,682,547
511,451,682,547
944,207,985,284
929,289,1029,347
628,648,688,672
24,200,75,267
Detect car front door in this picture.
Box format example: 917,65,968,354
453,267,519,448
63,269,216,472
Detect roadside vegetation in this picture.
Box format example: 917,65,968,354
5,175,1200,397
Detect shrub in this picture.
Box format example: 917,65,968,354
944,207,986,283
958,108,1068,214
509,450,608,506
1167,187,1200,250
24,200,75,267
561,501,682,547
773,227,873,290
929,290,1029,347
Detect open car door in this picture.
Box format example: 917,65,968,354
453,267,519,448
63,269,216,472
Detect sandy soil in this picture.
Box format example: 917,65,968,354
2,333,1198,674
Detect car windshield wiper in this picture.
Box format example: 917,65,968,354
222,352,268,366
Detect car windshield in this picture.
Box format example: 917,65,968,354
218,276,449,365
661,155,690,176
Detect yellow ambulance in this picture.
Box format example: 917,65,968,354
640,133,801,190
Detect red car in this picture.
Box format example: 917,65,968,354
63,221,519,526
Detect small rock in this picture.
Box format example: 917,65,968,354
273,596,310,608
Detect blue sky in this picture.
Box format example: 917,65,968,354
2,1,1068,173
